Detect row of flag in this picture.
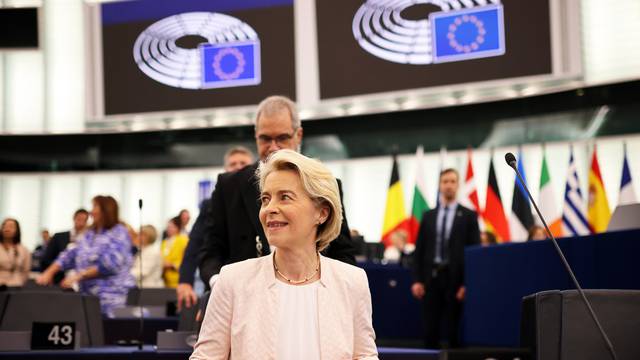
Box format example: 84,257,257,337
381,145,637,245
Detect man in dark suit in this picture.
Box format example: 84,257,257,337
40,209,89,284
199,96,356,287
176,146,254,310
412,168,480,349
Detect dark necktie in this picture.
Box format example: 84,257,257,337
439,206,450,262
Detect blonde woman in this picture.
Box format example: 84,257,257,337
132,225,164,288
191,149,378,360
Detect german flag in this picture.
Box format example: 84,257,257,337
381,155,410,247
483,157,511,242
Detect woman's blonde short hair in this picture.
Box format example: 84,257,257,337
140,225,158,245
257,149,342,252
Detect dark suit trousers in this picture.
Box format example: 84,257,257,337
422,267,461,349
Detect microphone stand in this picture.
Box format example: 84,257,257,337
137,199,144,350
505,153,617,360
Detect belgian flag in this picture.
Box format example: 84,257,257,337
381,155,410,247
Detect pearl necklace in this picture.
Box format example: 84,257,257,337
273,252,320,284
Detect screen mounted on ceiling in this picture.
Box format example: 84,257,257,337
101,0,295,115
317,0,551,99
0,8,39,49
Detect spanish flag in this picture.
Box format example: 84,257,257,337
483,157,511,242
587,145,611,233
381,155,410,247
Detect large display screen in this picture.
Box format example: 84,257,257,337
101,0,295,115
316,0,552,99
0,8,39,49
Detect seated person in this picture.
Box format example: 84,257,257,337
527,225,547,241
31,229,50,271
40,209,89,284
349,229,367,260
480,230,498,247
0,218,31,287
383,228,414,263
191,150,378,360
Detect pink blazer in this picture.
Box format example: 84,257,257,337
191,253,378,360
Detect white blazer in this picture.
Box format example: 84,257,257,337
191,252,378,360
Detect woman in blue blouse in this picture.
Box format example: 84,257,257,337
37,195,135,317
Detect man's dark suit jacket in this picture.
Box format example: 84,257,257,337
199,162,356,284
41,231,71,284
178,199,209,286
412,205,480,289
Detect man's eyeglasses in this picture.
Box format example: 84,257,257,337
256,131,296,146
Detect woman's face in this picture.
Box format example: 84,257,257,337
131,233,141,247
91,203,102,227
531,228,547,241
128,227,139,247
142,232,155,246
166,221,179,237
391,232,406,249
480,232,489,246
1,220,17,240
259,170,328,251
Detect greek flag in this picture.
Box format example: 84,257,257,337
562,150,591,236
200,41,261,89
430,4,505,63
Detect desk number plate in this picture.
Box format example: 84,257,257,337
31,322,76,350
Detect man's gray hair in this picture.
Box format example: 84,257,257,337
254,95,300,130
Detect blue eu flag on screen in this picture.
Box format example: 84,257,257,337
200,41,261,88
430,5,505,64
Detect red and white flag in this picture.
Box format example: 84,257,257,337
459,148,484,229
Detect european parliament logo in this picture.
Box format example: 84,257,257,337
133,12,261,90
352,1,505,65
431,5,505,63
200,41,261,89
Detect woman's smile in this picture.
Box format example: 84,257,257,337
266,220,288,230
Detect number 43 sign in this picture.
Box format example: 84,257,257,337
31,322,76,350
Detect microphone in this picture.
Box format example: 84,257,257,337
504,152,617,360
137,198,144,350
505,152,516,168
